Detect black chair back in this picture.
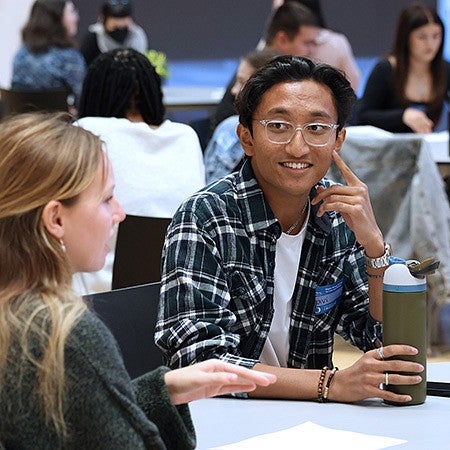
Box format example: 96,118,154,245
0,87,69,117
85,282,163,379
189,117,211,151
112,215,172,290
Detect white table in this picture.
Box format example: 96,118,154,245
162,86,225,112
421,131,450,179
421,131,450,164
344,126,450,163
190,362,450,450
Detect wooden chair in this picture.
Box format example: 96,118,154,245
85,282,164,379
112,215,172,290
0,87,69,117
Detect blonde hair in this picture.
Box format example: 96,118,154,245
0,112,105,438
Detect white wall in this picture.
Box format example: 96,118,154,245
0,0,33,87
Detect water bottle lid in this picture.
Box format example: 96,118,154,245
383,263,426,293
389,256,406,265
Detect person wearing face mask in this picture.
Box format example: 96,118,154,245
80,0,148,67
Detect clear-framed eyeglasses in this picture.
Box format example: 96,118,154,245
255,119,339,146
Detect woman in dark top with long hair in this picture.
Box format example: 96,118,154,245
358,2,450,133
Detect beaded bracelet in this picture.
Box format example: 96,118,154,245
317,366,329,403
323,367,339,401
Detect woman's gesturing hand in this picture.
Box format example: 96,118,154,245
164,359,277,405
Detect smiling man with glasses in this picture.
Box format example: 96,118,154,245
256,119,339,146
156,55,423,404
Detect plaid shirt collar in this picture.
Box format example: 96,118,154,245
231,158,333,237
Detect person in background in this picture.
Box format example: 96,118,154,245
204,48,280,184
357,2,450,133
268,0,361,92
156,55,424,404
209,1,319,136
72,48,205,295
11,0,86,105
80,0,148,67
0,112,276,448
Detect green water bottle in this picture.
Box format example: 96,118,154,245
382,260,427,405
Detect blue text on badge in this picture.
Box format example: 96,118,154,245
315,279,344,315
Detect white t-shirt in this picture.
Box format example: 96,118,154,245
72,117,205,295
260,207,309,367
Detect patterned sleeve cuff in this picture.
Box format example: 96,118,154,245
219,353,259,369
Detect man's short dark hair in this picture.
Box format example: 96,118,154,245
235,55,356,134
265,2,319,45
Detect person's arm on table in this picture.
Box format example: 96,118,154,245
251,345,422,403
402,107,433,134
164,359,276,405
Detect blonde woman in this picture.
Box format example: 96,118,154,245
0,113,275,448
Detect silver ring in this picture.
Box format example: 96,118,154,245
377,347,385,360
385,372,389,386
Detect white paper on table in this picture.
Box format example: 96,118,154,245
210,421,407,450
421,131,450,162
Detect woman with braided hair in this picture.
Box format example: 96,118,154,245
72,48,206,295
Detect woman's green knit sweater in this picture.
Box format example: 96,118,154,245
0,311,196,449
